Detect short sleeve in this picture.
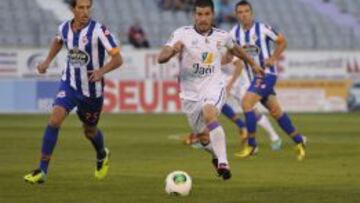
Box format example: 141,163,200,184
224,33,235,50
97,25,120,55
165,28,182,47
263,24,279,41
55,21,68,43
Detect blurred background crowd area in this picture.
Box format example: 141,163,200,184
0,0,359,50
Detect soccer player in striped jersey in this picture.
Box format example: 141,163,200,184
158,0,262,180
24,0,123,184
230,0,306,160
222,58,282,152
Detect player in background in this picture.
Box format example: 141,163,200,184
158,0,262,180
230,0,306,160
24,0,123,184
222,58,282,152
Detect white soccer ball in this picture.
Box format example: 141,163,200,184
165,170,192,196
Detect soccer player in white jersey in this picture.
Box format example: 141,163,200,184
158,0,262,180
222,59,282,152
230,0,306,160
24,0,123,184
183,60,282,152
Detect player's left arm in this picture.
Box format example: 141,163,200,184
263,24,287,67
265,33,286,67
89,51,123,82
89,26,123,82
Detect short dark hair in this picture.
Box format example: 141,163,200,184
68,0,93,8
235,0,253,11
193,0,214,12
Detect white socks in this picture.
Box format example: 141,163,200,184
209,126,228,165
258,115,280,142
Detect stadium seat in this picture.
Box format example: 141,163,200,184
0,0,359,49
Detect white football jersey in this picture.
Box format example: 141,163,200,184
166,26,235,101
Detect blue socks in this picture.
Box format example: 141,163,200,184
248,137,257,147
39,125,106,174
88,130,106,160
277,113,303,144
277,113,295,134
292,134,304,144
234,118,246,128
39,125,59,174
221,103,245,128
245,111,257,134
245,111,257,147
221,104,236,118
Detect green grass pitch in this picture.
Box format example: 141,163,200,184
0,113,359,203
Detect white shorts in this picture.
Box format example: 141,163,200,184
181,88,226,134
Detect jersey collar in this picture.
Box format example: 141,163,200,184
193,25,214,37
241,21,256,31
70,18,92,33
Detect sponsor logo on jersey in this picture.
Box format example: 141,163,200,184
68,47,90,67
202,52,214,65
242,45,260,57
192,63,215,77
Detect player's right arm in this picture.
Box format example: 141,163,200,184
37,38,63,74
158,41,183,64
158,28,183,64
38,22,66,74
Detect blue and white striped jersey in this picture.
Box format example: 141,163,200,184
229,21,279,80
56,19,119,98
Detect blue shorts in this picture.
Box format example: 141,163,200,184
248,74,277,105
53,82,103,126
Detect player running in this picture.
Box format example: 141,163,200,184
158,0,262,180
222,58,282,152
183,59,282,152
24,0,123,184
230,0,306,160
